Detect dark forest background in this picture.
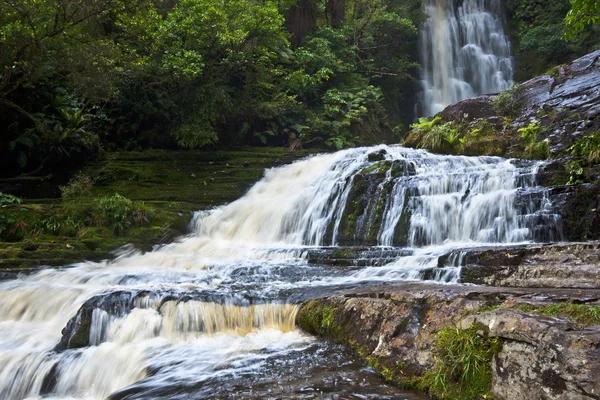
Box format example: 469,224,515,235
1,0,598,178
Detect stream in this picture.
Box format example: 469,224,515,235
0,145,561,399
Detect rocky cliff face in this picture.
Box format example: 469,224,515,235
438,50,600,157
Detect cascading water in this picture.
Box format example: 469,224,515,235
0,146,561,399
419,0,514,116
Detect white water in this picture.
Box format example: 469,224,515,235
419,0,513,116
0,146,559,399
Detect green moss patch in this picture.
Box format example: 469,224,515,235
296,300,341,337
514,303,600,327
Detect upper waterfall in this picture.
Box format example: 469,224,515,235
419,0,514,116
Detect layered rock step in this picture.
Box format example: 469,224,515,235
306,241,600,289
296,283,600,400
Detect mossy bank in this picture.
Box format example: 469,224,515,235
0,147,309,270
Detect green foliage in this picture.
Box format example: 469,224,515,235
461,121,505,156
60,174,94,199
564,0,600,39
507,0,600,79
568,131,600,164
514,302,600,327
0,193,22,206
94,193,155,233
536,303,600,326
424,324,501,400
519,121,550,159
566,159,589,184
0,0,424,173
95,194,133,233
491,85,522,117
405,117,462,154
0,193,28,240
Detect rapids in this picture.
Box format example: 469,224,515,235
0,145,560,399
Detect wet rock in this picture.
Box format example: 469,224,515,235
55,291,136,351
439,95,496,122
297,283,600,400
456,242,600,288
368,149,387,162
563,182,600,241
421,50,600,163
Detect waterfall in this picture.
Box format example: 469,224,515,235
0,146,561,399
419,0,514,116
192,146,559,248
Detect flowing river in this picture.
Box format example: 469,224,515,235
0,145,560,399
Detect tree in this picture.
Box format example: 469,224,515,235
565,0,600,39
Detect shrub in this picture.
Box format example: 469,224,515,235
94,194,155,233
131,202,156,225
491,85,522,117
0,193,22,206
519,121,549,159
95,193,133,233
60,174,93,199
568,131,600,165
405,117,461,154
0,193,28,241
566,159,588,184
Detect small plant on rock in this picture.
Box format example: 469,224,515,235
424,324,501,400
406,117,461,154
566,160,588,185
519,121,549,159
95,193,133,233
568,131,600,165
491,84,522,117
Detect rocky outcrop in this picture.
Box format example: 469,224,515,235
297,284,600,400
455,242,600,288
438,50,600,157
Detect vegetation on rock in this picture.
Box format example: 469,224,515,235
423,324,501,400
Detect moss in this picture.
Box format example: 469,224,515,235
296,300,341,337
368,150,387,162
513,302,600,327
67,310,92,349
2,148,307,269
364,355,422,389
365,180,394,244
491,85,523,117
461,121,506,157
392,201,410,246
337,174,366,245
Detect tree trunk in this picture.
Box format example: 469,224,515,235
327,0,346,28
285,0,317,47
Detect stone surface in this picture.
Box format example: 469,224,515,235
297,283,600,400
456,242,600,288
